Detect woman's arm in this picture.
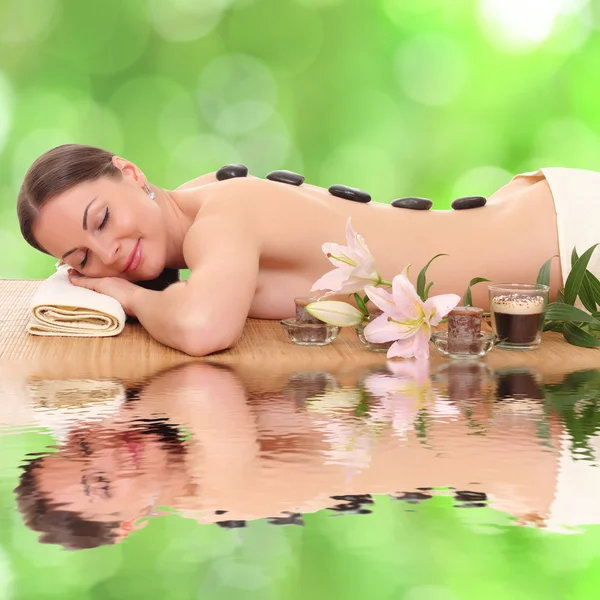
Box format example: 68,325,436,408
131,179,261,355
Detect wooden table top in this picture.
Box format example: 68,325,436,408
2,279,600,381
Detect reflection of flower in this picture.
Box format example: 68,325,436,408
364,266,460,360
305,362,459,469
310,217,381,296
364,360,459,438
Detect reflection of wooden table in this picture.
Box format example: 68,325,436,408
2,279,600,379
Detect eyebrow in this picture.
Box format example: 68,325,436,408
61,197,99,260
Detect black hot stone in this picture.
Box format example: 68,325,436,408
451,196,487,210
328,184,371,203
216,164,249,181
391,197,433,210
266,170,305,186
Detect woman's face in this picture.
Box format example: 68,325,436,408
32,171,168,281
34,423,174,524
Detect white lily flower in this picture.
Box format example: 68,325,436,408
364,265,461,360
310,217,381,296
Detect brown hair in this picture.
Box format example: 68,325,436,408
17,144,122,255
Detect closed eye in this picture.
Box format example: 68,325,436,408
80,208,110,269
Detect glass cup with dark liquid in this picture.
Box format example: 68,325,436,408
488,283,550,350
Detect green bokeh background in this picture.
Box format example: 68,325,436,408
3,0,600,597
2,0,600,278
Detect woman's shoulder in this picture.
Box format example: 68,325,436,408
175,171,261,191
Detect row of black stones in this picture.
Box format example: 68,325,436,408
215,164,487,210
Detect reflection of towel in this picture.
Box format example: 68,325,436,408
28,379,126,442
27,265,126,337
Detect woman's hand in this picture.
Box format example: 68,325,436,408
67,269,141,317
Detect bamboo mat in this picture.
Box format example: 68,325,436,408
2,279,600,380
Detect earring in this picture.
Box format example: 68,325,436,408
144,182,156,200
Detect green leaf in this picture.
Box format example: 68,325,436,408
461,277,491,307
571,247,579,268
424,281,435,300
585,270,600,306
556,288,566,303
416,254,447,301
545,302,600,324
579,275,597,313
563,322,600,347
353,293,369,315
536,255,558,287
543,321,563,333
565,244,599,305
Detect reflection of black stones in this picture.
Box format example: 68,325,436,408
327,494,374,515
215,510,228,515
216,520,247,529
266,170,305,186
451,196,487,210
496,370,544,400
455,490,487,502
454,502,487,509
329,504,373,515
417,487,433,491
330,494,374,504
393,492,433,504
267,512,305,526
216,164,249,181
391,197,433,210
328,184,371,203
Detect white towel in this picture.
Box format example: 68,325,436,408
27,264,126,337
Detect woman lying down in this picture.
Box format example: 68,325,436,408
17,143,596,356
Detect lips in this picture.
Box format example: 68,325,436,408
123,239,141,272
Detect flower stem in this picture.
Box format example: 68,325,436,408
379,279,393,287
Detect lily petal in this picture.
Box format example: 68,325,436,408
363,285,396,314
321,242,359,269
363,313,421,342
310,268,350,293
386,327,431,360
423,293,461,326
306,300,365,327
391,267,423,319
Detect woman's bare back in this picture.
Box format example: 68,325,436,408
175,174,562,318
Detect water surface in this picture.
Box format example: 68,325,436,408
1,359,600,599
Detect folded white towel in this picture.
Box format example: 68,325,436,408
27,264,126,337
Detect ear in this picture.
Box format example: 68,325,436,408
111,156,145,184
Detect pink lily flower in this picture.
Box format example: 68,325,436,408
363,266,461,360
310,217,381,297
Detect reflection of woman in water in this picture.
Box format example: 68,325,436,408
17,144,568,356
14,360,567,549
15,370,191,549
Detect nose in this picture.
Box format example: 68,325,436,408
91,237,121,267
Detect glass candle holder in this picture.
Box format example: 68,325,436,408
431,331,496,360
488,283,549,350
354,318,394,352
280,318,340,346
